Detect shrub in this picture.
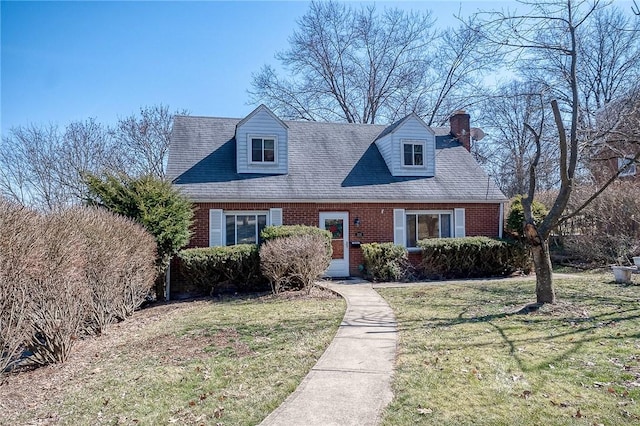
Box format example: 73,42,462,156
0,200,38,373
84,173,194,299
261,225,332,257
419,237,531,279
70,207,157,333
1,201,158,372
177,245,264,295
260,234,331,294
361,243,409,281
558,182,640,265
506,195,548,236
25,212,90,366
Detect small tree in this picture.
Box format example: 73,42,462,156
506,195,548,237
84,173,193,299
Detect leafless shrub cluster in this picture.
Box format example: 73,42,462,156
0,199,156,372
550,182,640,264
0,200,38,372
25,211,89,366
68,207,157,333
260,234,331,295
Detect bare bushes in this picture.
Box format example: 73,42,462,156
556,182,640,264
0,201,156,371
260,234,331,294
26,211,89,365
70,208,157,333
0,200,38,372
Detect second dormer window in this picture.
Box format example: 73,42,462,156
402,140,425,167
251,136,276,163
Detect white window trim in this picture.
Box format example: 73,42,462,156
248,135,278,165
401,139,427,168
224,210,269,246
618,157,637,177
405,210,454,247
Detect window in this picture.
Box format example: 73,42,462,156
225,212,267,245
402,140,425,167
618,157,637,177
251,136,276,163
405,211,452,247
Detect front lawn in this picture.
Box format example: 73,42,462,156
378,274,640,425
0,289,345,425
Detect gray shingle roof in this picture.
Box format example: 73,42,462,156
167,116,507,203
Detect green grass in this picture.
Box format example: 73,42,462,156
5,292,345,426
378,274,640,425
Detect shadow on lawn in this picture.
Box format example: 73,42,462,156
390,284,640,374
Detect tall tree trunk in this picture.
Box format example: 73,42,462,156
524,223,555,304
531,239,555,304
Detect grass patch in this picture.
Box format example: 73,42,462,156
1,289,345,425
378,274,640,425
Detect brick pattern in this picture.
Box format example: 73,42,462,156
187,202,501,276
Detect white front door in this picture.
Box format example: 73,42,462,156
319,212,349,277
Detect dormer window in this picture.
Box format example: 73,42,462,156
618,157,637,177
250,136,276,164
402,140,425,167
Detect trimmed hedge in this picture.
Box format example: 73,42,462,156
419,237,531,279
260,225,331,241
361,243,409,282
177,245,266,294
262,225,332,250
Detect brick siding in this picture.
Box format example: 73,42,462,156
187,201,502,276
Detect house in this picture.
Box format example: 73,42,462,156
590,149,639,183
167,105,507,283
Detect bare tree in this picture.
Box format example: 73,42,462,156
57,118,121,201
0,124,66,209
577,6,640,125
249,1,493,124
476,81,562,197
478,0,640,304
0,104,186,210
115,104,188,180
0,119,118,210
421,18,495,126
515,3,640,126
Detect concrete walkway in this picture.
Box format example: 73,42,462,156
260,280,397,426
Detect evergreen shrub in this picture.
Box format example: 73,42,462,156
361,242,409,281
177,245,265,294
419,237,531,279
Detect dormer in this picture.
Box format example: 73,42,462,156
375,113,435,177
235,105,288,174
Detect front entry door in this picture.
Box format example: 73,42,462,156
319,212,349,277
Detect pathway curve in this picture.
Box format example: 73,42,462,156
260,280,397,426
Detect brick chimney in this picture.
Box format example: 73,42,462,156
450,110,471,152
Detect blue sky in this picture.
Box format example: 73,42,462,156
3,0,631,135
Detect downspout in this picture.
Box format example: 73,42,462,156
165,262,171,301
499,202,505,239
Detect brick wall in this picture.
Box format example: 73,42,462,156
187,201,502,276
